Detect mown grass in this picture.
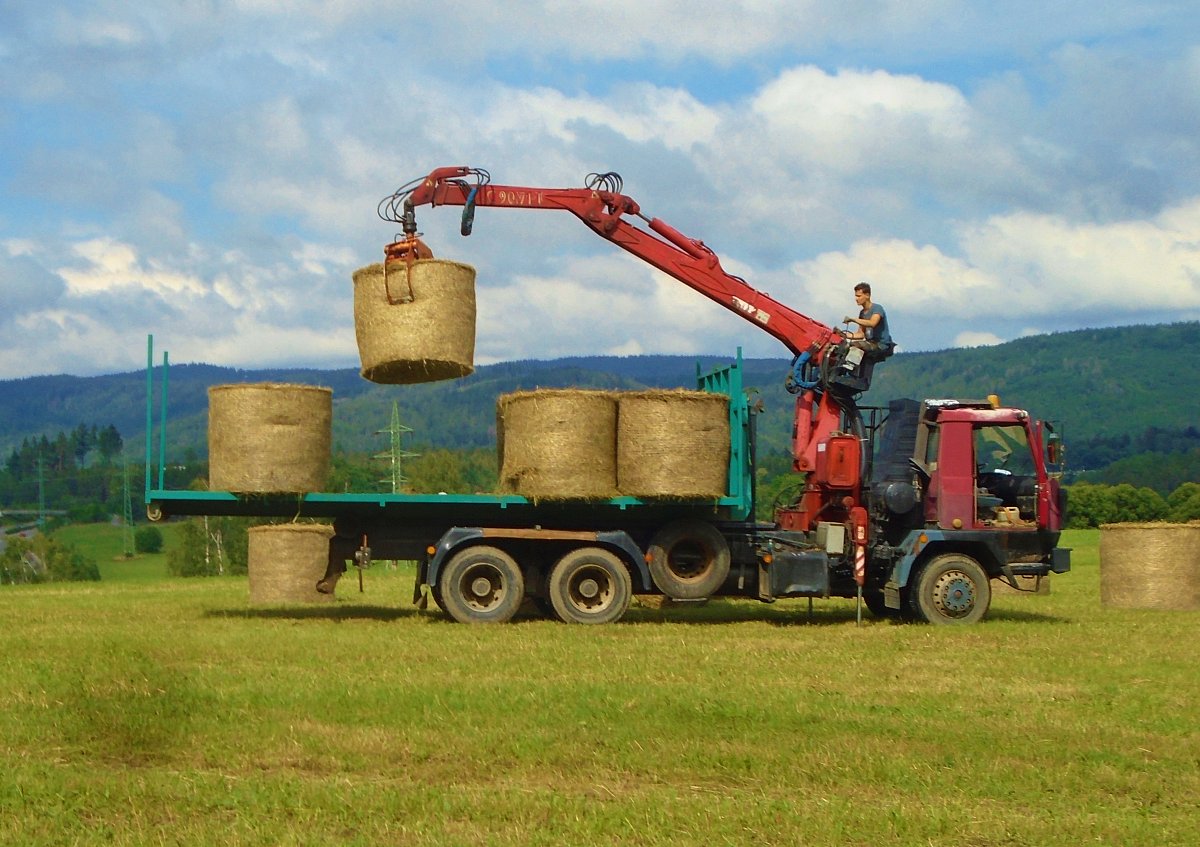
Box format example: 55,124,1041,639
1,528,1197,845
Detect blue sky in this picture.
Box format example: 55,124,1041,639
1,1,1197,378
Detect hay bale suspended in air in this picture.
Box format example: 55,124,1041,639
1100,522,1200,611
208,383,332,493
617,390,730,499
353,260,476,384
247,524,336,604
496,390,618,499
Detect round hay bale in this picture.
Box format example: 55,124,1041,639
208,383,331,493
992,574,1050,596
617,390,729,499
496,390,618,499
247,524,336,604
353,260,476,384
1100,522,1200,611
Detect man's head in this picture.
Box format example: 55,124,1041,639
854,282,871,296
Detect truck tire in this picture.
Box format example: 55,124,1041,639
646,520,730,600
548,547,632,625
907,553,991,625
439,545,525,624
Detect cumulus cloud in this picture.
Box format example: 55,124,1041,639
1,1,1198,377
954,331,1004,347
958,199,1200,315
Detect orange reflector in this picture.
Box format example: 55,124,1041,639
426,546,436,556
763,554,773,564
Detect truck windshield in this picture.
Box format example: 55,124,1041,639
974,424,1034,475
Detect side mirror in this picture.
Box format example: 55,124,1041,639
1047,433,1061,465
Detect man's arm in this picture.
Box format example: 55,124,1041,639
842,306,882,338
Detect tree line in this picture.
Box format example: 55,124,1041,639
1063,482,1200,528
2,424,127,521
6,424,124,475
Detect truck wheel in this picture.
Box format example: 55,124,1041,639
548,547,632,624
439,545,524,624
907,553,991,625
646,520,730,600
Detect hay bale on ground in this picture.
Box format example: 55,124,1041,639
353,259,476,384
617,390,730,499
208,383,331,493
496,390,618,499
1100,522,1200,611
247,524,336,604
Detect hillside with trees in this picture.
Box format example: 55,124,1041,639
1,323,1197,520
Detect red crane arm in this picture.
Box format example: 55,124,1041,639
405,167,840,359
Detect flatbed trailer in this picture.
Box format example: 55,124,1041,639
145,342,776,622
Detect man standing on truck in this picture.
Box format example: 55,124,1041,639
842,281,894,358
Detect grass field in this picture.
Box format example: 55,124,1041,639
1,527,1197,846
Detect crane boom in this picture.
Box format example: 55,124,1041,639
401,167,841,359
386,166,861,474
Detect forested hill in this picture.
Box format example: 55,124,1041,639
1,322,1197,473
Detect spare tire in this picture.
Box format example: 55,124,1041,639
646,520,731,600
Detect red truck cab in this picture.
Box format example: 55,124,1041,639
921,401,1064,533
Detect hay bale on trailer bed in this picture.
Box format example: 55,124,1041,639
1100,522,1200,611
617,390,730,499
247,524,336,604
496,390,618,499
353,260,476,384
208,383,332,493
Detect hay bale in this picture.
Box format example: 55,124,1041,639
617,390,729,499
247,524,336,604
993,574,1050,596
496,390,618,499
1100,522,1200,611
353,260,476,384
208,383,331,493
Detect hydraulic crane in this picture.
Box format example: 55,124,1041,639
379,166,878,541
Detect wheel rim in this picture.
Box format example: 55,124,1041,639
931,569,976,617
666,540,710,583
566,565,615,613
458,563,507,612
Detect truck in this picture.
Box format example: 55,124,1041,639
145,166,1070,625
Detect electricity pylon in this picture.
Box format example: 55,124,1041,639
121,461,135,557
374,401,418,493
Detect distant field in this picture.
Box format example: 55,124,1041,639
1,528,1197,846
51,520,183,582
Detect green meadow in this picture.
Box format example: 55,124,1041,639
1,528,1196,846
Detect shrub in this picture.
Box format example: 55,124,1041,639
134,526,164,554
0,534,99,584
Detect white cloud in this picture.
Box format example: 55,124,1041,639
483,84,720,154
749,66,972,174
57,238,207,297
2,1,1199,378
958,199,1200,313
788,238,997,319
955,331,1003,347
